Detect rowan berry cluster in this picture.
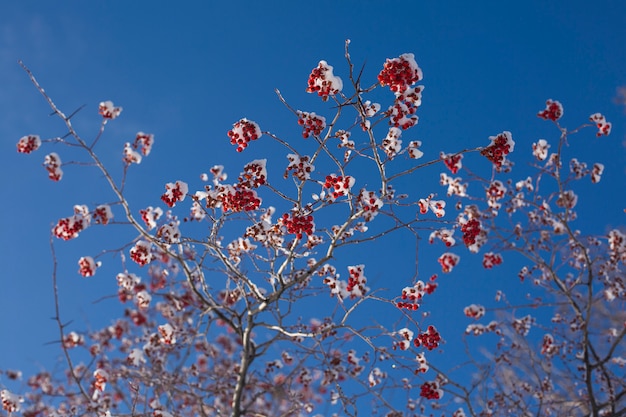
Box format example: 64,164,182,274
281,212,315,239
537,99,563,121
140,206,163,230
346,265,368,297
220,187,262,212
323,174,355,199
463,304,486,319
98,100,122,120
16,135,41,154
130,240,153,266
397,281,426,310
43,152,63,181
420,381,442,400
161,180,188,208
378,53,422,93
53,205,91,240
437,252,460,273
93,204,113,225
227,118,261,152
78,256,100,277
418,195,446,218
285,154,314,181
414,325,441,350
461,219,481,246
440,152,463,174
358,190,383,221
297,111,326,138
238,159,267,189
590,113,612,137
482,252,503,269
480,131,515,168
382,127,403,158
123,132,154,165
306,60,343,101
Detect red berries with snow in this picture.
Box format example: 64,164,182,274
482,252,503,269
378,53,422,93
420,381,443,400
323,174,355,200
43,152,63,181
228,118,261,152
414,325,442,350
78,256,100,277
480,131,515,169
537,99,563,121
161,181,188,207
297,111,326,138
53,205,91,240
16,135,41,154
281,212,315,239
306,60,343,101
438,252,460,273
590,113,612,137
99,100,122,120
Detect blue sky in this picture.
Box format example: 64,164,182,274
1,0,625,406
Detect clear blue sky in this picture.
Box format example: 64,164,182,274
1,0,625,400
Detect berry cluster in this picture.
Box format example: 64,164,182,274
532,139,550,161
53,205,91,240
418,195,446,218
158,323,176,345
480,131,515,168
378,53,422,93
482,252,503,269
306,60,343,101
463,304,486,319
123,142,142,165
228,118,262,152
323,174,355,200
221,187,262,213
161,180,188,208
16,135,41,154
419,381,442,400
388,85,423,129
414,325,441,350
123,132,154,165
346,265,368,298
140,206,163,230
78,256,100,277
537,99,563,121
397,282,425,310
590,113,612,137
98,100,123,120
358,190,383,221
407,140,424,159
238,159,267,189
461,219,481,246
440,152,463,174
62,331,84,348
388,99,418,130
438,252,460,273
93,204,113,225
429,228,456,247
591,162,604,183
395,328,414,350
281,212,315,239
285,154,315,181
130,240,153,266
133,132,154,156
43,152,63,181
297,111,326,138
382,127,403,158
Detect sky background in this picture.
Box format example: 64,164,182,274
1,0,625,402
